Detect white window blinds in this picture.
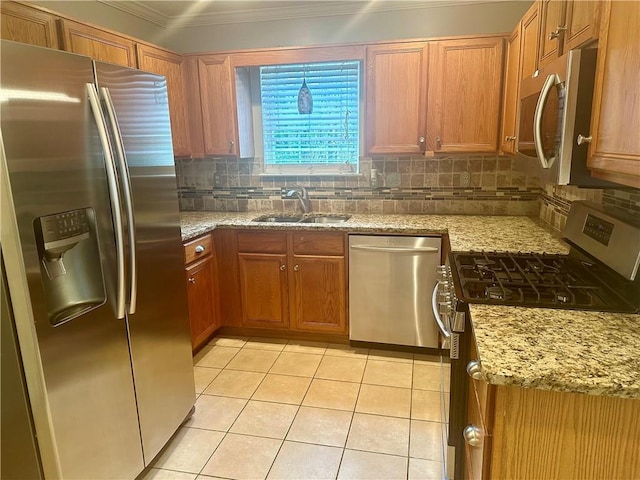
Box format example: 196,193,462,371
260,61,360,173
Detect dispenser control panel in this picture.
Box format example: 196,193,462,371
40,210,90,244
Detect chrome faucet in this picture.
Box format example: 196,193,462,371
285,186,311,214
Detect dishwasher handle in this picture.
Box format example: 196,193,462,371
351,245,439,254
432,282,451,339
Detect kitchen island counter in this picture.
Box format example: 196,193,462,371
469,304,640,399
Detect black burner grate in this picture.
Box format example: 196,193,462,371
449,251,638,312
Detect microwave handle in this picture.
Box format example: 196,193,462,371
533,74,559,169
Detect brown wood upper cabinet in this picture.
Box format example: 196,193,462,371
538,0,600,68
59,19,137,67
136,44,192,157
1,1,59,48
586,0,640,189
519,2,541,82
426,36,504,154
194,55,254,158
499,24,522,155
365,42,429,155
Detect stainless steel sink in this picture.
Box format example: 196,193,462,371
252,215,303,223
300,215,351,224
252,214,351,224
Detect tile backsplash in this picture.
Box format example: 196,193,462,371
540,184,640,232
176,155,541,216
176,154,640,225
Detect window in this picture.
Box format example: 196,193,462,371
259,60,360,175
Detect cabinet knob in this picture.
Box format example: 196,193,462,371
228,140,235,152
548,25,567,40
280,264,286,271
195,245,206,254
294,264,300,272
505,135,516,142
435,136,441,150
418,136,425,144
188,277,196,284
577,134,592,145
466,360,483,380
463,425,483,447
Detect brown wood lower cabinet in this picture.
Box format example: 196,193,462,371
231,229,348,336
184,234,219,351
238,253,289,329
465,335,640,479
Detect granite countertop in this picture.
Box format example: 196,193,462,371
469,305,640,399
180,211,569,253
180,211,639,399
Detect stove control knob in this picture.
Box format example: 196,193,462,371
438,301,451,316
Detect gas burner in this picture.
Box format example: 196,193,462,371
474,259,497,268
485,286,513,300
527,261,560,274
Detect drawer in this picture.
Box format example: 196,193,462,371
184,234,213,265
237,230,287,253
293,232,345,255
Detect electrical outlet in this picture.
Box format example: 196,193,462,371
461,171,471,187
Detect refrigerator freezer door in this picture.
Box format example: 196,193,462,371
0,41,145,478
94,62,195,464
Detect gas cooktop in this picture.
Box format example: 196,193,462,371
449,250,639,312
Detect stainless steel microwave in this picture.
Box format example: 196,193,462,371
517,48,612,187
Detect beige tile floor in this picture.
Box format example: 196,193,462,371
141,336,450,480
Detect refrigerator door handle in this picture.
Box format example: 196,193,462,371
100,87,137,315
86,83,126,319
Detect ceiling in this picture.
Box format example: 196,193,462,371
99,0,496,28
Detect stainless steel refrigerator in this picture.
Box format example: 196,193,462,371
0,40,195,479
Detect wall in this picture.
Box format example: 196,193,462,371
176,155,541,216
166,1,530,53
28,0,169,48
26,1,531,53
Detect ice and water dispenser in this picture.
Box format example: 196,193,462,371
34,208,106,326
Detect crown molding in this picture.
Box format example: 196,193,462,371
98,1,499,29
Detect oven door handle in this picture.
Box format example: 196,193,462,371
432,281,451,339
533,73,559,169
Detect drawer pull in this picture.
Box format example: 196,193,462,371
195,245,206,254
463,425,483,447
466,360,483,380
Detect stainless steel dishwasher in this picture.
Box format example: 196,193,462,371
349,235,441,348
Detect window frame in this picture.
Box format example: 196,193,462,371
232,45,366,177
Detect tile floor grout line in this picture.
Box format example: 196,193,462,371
189,336,446,479
335,366,363,479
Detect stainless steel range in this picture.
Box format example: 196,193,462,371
435,201,640,480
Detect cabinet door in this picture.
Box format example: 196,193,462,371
538,0,567,67
136,44,191,157
290,256,346,334
520,2,540,81
238,253,289,329
365,42,429,154
0,1,59,48
587,1,640,188
59,19,137,67
185,257,218,350
499,25,522,155
197,55,238,156
563,0,600,51
427,37,504,154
